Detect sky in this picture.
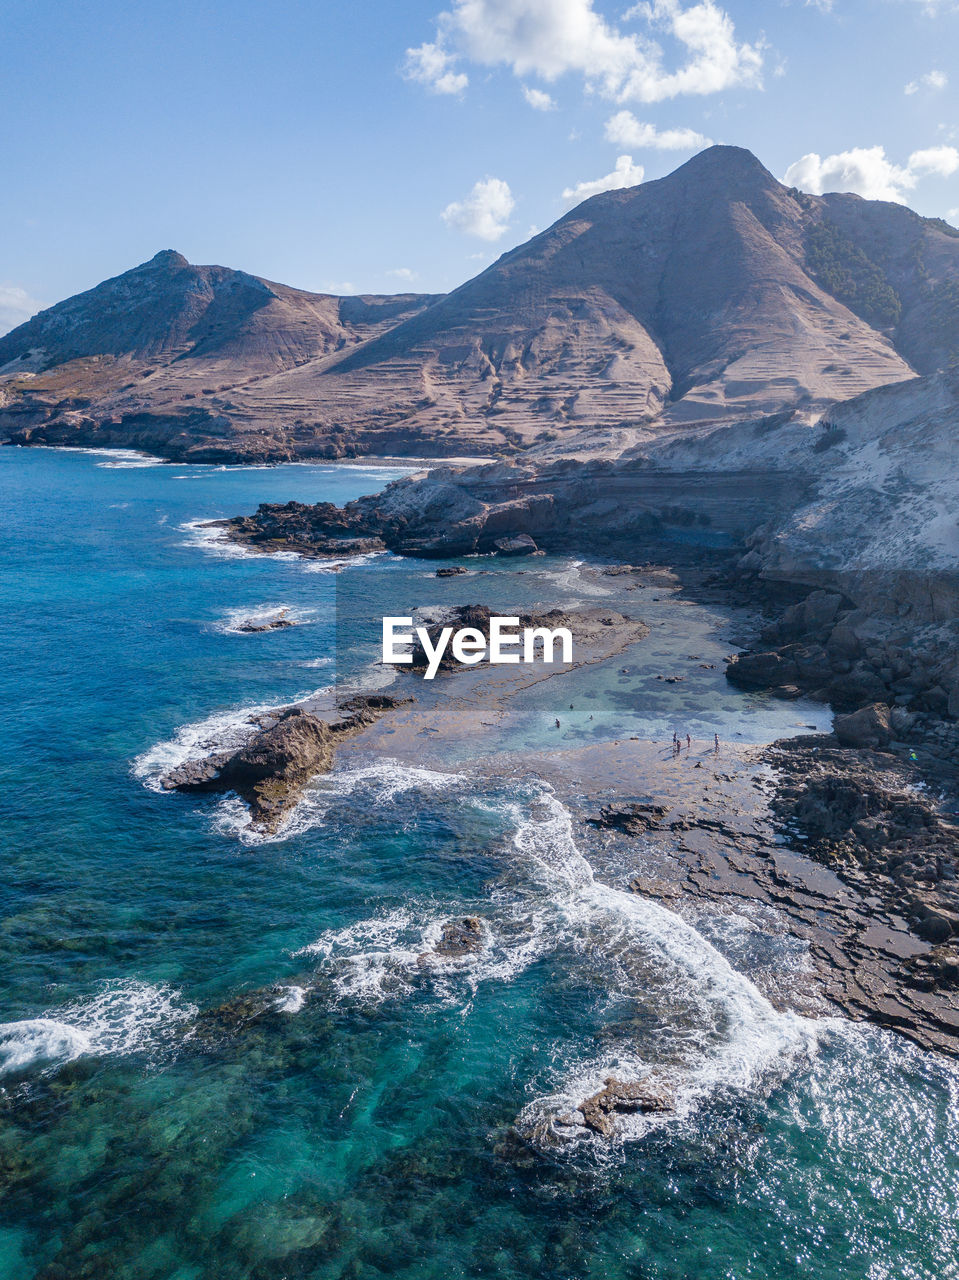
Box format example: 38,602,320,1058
3,0,959,333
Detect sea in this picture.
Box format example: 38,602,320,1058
0,445,956,1280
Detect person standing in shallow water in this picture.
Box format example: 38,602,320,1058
714,733,720,753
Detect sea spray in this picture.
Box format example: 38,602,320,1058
0,980,196,1077
214,602,313,634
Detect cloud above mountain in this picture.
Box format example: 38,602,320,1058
562,154,645,205
405,0,764,104
442,177,516,240
604,112,711,149
784,144,959,202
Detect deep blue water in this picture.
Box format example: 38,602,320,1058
0,446,957,1280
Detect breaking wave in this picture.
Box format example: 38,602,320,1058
40,446,166,469
0,981,195,1077
284,764,823,1141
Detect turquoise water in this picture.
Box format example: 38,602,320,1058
0,447,957,1280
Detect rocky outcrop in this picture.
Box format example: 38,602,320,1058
418,918,486,964
213,500,387,558
588,802,671,835
234,610,296,633
217,455,807,562
725,579,959,762
833,703,892,749
577,1075,675,1137
767,739,959,947
161,695,409,832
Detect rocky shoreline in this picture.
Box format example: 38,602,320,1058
579,733,959,1057
194,461,959,1059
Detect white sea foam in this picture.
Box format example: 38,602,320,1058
506,790,822,1143
0,1020,92,1075
96,455,166,469
39,445,166,468
274,985,307,1013
179,518,253,560
297,896,563,1007
224,757,463,845
0,981,195,1076
301,549,387,574
215,603,317,635
531,558,612,600
296,908,428,1001
133,702,269,790
285,765,822,1141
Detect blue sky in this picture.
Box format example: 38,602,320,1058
3,0,958,332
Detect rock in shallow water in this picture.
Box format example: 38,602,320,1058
160,696,410,832
427,917,485,960
578,1075,676,1137
234,611,296,633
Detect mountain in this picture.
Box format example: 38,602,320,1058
3,147,959,462
0,252,441,461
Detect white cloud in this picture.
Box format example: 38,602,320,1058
403,42,469,94
442,177,515,240
0,284,44,337
523,85,556,110
905,69,948,94
604,110,711,149
909,145,959,176
387,267,418,282
324,280,357,294
783,144,959,202
409,0,763,104
562,154,645,206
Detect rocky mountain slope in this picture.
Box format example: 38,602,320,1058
0,252,440,461
4,147,959,462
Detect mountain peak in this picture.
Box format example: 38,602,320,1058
668,144,779,189
141,250,190,271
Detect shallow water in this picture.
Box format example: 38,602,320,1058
0,447,956,1280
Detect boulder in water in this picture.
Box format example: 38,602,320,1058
419,917,485,963
578,1075,675,1137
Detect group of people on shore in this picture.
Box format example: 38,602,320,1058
671,730,720,756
